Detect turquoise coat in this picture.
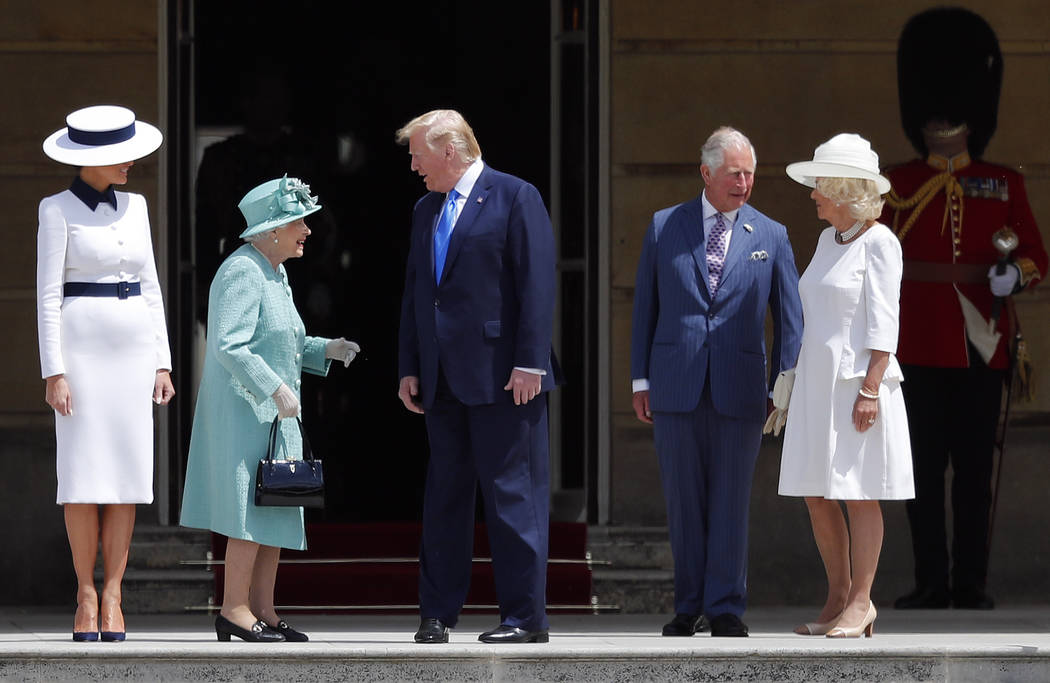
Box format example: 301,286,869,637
180,244,330,550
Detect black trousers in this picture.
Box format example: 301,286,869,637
901,349,1005,594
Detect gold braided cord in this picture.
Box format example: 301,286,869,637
885,171,964,243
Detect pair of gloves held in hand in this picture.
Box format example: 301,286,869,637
272,337,360,419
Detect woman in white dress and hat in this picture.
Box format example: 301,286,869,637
38,105,175,641
778,134,914,638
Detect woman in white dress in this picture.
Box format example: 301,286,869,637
778,134,914,638
38,106,175,641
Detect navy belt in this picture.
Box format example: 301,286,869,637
63,281,141,299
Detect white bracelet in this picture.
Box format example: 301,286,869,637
858,386,879,400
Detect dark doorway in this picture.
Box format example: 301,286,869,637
185,2,553,522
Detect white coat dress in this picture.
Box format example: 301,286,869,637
37,188,172,504
778,223,914,500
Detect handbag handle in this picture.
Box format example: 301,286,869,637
264,415,316,464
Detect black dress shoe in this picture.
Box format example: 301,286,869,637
709,613,748,637
269,619,309,641
215,615,285,642
894,586,951,609
414,618,450,643
952,587,995,610
478,624,549,643
661,613,709,636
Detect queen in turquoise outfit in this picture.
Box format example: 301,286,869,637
180,176,360,643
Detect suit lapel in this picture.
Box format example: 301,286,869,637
438,166,492,284
717,204,754,289
680,197,711,296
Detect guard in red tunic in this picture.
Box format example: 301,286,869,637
884,8,1047,610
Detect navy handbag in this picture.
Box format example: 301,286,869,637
254,416,325,508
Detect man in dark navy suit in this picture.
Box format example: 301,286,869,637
396,110,557,644
631,127,803,637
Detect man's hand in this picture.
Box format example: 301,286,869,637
154,370,175,405
504,369,542,406
632,390,653,424
398,375,424,414
45,375,73,416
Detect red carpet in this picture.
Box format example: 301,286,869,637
209,522,593,613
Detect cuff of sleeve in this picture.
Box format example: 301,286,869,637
632,378,650,393
513,366,546,375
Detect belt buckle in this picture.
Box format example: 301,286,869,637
117,281,129,299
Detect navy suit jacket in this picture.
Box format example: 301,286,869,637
399,164,557,409
630,197,803,421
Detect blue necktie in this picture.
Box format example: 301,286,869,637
433,189,460,284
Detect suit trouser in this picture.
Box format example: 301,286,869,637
418,368,550,631
653,383,763,617
901,351,1004,594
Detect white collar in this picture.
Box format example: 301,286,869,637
452,158,484,198
701,190,740,225
701,190,743,224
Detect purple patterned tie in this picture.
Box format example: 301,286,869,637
707,212,729,293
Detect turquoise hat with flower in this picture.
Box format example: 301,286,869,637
237,175,322,238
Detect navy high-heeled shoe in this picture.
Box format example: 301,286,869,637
72,631,99,642
100,631,126,642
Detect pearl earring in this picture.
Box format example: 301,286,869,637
274,237,279,244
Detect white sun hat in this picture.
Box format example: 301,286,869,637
786,133,891,195
42,105,163,166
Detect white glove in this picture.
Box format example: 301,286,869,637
988,264,1020,297
272,383,300,419
762,368,796,437
325,337,361,367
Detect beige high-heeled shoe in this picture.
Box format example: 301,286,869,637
794,611,844,635
826,601,876,638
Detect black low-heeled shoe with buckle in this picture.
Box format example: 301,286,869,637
269,619,309,642
214,615,285,642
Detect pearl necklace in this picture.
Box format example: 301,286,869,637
835,220,867,244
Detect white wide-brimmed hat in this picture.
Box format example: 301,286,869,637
42,105,163,166
786,133,891,195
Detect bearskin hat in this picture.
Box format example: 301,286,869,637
897,7,1002,158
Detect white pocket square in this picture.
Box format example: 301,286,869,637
749,250,769,261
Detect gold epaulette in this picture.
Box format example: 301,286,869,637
1015,257,1042,287
885,171,963,243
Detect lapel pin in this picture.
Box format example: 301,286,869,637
743,223,753,233
477,197,484,204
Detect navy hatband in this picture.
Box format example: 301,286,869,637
67,121,136,146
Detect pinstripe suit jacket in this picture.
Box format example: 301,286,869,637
630,197,803,420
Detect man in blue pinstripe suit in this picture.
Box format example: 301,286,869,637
631,127,803,637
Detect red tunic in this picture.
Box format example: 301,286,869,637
882,154,1047,370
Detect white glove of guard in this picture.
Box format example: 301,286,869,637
987,264,1020,297
272,383,300,419
762,368,796,437
325,337,361,367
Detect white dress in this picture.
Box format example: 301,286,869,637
778,223,914,500
37,188,172,504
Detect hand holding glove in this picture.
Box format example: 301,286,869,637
762,368,795,437
272,383,300,419
326,337,361,367
988,263,1020,297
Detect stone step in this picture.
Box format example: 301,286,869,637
586,526,672,570
587,526,674,613
117,568,214,614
